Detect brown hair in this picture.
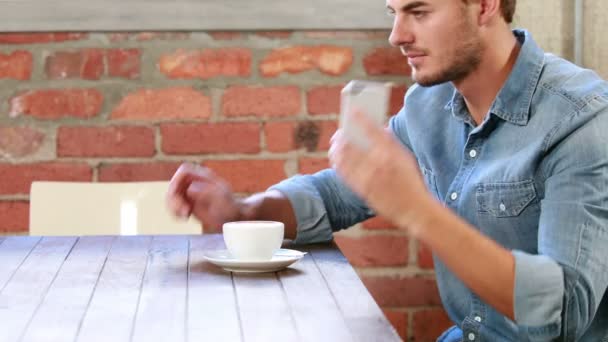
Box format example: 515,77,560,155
501,0,516,23
464,0,516,23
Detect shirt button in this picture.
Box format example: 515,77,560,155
450,192,458,201
469,149,477,158
499,203,506,211
468,332,476,341
474,316,482,322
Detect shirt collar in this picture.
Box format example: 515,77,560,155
448,29,545,126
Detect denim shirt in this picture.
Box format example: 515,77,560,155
270,30,608,341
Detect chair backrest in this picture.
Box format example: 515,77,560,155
29,181,201,236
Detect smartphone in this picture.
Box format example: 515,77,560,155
339,80,391,149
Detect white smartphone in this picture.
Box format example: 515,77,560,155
339,80,391,149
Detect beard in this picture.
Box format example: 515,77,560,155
412,16,483,87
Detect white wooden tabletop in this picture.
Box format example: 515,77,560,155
0,234,401,342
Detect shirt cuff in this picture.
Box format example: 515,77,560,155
268,175,333,245
512,250,564,334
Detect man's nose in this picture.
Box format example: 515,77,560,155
388,16,414,47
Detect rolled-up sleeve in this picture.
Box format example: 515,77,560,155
269,169,374,244
269,174,333,244
513,99,608,340
512,250,564,336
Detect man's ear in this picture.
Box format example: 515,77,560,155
477,0,502,26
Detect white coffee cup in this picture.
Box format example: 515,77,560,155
222,221,284,261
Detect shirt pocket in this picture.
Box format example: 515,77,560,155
476,179,538,217
475,180,540,250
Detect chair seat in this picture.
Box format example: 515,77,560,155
29,181,201,236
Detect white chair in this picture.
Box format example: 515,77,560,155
29,181,201,236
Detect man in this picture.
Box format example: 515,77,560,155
167,0,608,340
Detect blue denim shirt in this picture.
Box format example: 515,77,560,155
270,30,608,341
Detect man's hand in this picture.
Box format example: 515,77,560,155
166,163,242,233
328,110,435,234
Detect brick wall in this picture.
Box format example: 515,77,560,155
0,30,451,340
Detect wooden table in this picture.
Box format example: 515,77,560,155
0,234,401,342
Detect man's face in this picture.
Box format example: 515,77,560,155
386,0,483,86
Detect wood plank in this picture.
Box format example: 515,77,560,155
233,267,299,341
19,236,115,342
130,235,189,342
75,236,152,342
308,244,402,341
0,237,78,342
0,0,392,32
187,234,242,342
277,245,354,341
0,236,41,292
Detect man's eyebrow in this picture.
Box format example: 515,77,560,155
387,1,428,13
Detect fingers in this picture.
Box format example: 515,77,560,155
185,181,214,206
328,112,386,195
185,181,233,233
328,129,358,178
166,163,214,219
330,129,342,145
349,109,385,143
328,129,343,168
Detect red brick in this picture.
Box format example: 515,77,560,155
222,86,301,118
107,49,141,79
264,121,334,152
57,126,155,157
111,87,211,120
136,32,190,41
108,33,132,42
161,122,260,155
413,308,453,342
208,32,244,40
361,276,442,307
98,162,181,182
203,160,286,193
0,162,92,195
0,126,45,158
9,89,103,119
363,47,411,76
265,122,295,153
362,216,398,230
417,242,434,269
0,33,87,44
307,85,343,115
390,85,408,116
0,201,29,233
335,235,409,267
260,45,353,77
296,121,324,151
303,30,390,39
298,157,329,174
159,48,251,79
383,309,409,341
317,120,338,150
254,31,293,39
45,49,105,80
0,51,32,80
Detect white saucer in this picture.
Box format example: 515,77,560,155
203,248,306,273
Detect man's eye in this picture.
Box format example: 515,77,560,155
412,11,426,19
386,10,396,17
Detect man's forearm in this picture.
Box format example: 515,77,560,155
239,190,298,240
411,199,516,320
